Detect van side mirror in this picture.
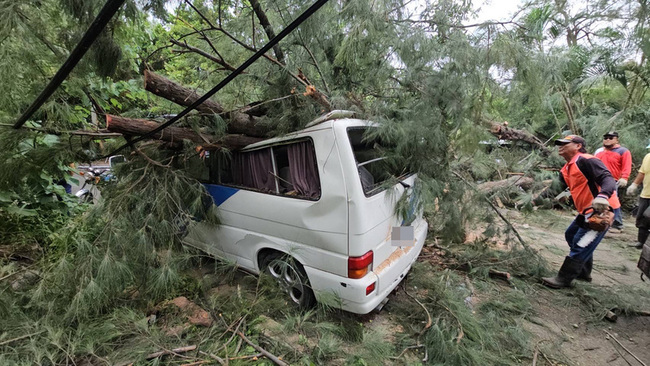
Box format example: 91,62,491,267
108,155,126,168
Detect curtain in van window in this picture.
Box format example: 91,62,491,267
287,141,320,198
231,149,275,192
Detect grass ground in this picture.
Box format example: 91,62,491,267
2,207,650,365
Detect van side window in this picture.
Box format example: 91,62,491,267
231,148,276,192
203,139,321,200
284,140,320,199
347,127,409,196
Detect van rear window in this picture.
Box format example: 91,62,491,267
197,139,321,200
347,127,410,196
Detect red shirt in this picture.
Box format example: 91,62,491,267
594,145,632,180
560,153,620,212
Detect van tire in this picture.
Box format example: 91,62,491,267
261,252,316,309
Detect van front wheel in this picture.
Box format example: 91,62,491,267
262,254,315,309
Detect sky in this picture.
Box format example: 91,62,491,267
471,0,525,23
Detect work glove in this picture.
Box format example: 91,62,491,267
618,178,628,188
591,196,609,213
627,183,639,196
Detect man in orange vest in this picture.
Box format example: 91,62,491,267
542,135,620,288
594,131,631,230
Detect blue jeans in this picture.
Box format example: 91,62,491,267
613,207,623,227
565,217,609,263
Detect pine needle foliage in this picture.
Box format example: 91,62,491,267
0,144,222,363
393,263,535,365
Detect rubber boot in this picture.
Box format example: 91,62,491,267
635,229,650,249
576,257,592,282
542,256,583,289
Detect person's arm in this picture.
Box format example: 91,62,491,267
577,157,617,211
627,153,650,195
627,172,645,196
621,149,632,180
578,157,617,197
558,170,567,190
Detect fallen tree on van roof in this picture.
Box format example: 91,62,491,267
105,115,263,151
143,70,274,138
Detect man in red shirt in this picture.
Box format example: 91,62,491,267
542,135,620,288
594,131,631,230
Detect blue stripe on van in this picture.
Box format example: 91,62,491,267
203,184,239,206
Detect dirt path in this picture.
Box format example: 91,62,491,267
513,209,650,366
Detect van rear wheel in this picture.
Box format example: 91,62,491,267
262,254,315,309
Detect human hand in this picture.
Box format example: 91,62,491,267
591,196,609,212
618,178,628,188
627,183,639,196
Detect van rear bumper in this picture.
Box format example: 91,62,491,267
304,219,427,314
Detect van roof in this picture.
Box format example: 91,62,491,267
241,110,374,151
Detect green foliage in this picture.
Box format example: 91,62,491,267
392,263,535,365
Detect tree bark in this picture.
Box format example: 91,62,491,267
144,69,224,114
487,120,552,155
143,70,272,137
249,0,284,63
106,115,262,150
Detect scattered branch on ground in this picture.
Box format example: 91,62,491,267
604,330,647,366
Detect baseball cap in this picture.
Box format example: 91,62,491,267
603,131,618,138
554,135,586,146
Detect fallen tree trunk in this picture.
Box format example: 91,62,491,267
144,69,224,114
144,70,271,137
106,115,263,150
487,120,551,155
477,176,535,193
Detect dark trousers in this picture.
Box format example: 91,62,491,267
613,186,624,226
636,197,650,244
565,217,609,263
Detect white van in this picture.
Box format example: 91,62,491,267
184,111,428,314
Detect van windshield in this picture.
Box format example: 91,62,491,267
347,127,411,196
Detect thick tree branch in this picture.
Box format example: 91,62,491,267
0,123,121,138
486,120,552,155
143,70,272,137
249,0,285,63
106,114,262,150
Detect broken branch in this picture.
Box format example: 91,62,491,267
146,345,197,360
106,114,263,150
604,330,646,366
0,331,46,347
143,70,271,137
488,269,512,283
486,120,551,155
452,171,532,252
236,331,288,366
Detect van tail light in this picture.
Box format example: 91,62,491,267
348,250,373,279
366,282,376,295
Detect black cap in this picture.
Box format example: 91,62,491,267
554,135,586,146
603,131,618,138
555,135,587,152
